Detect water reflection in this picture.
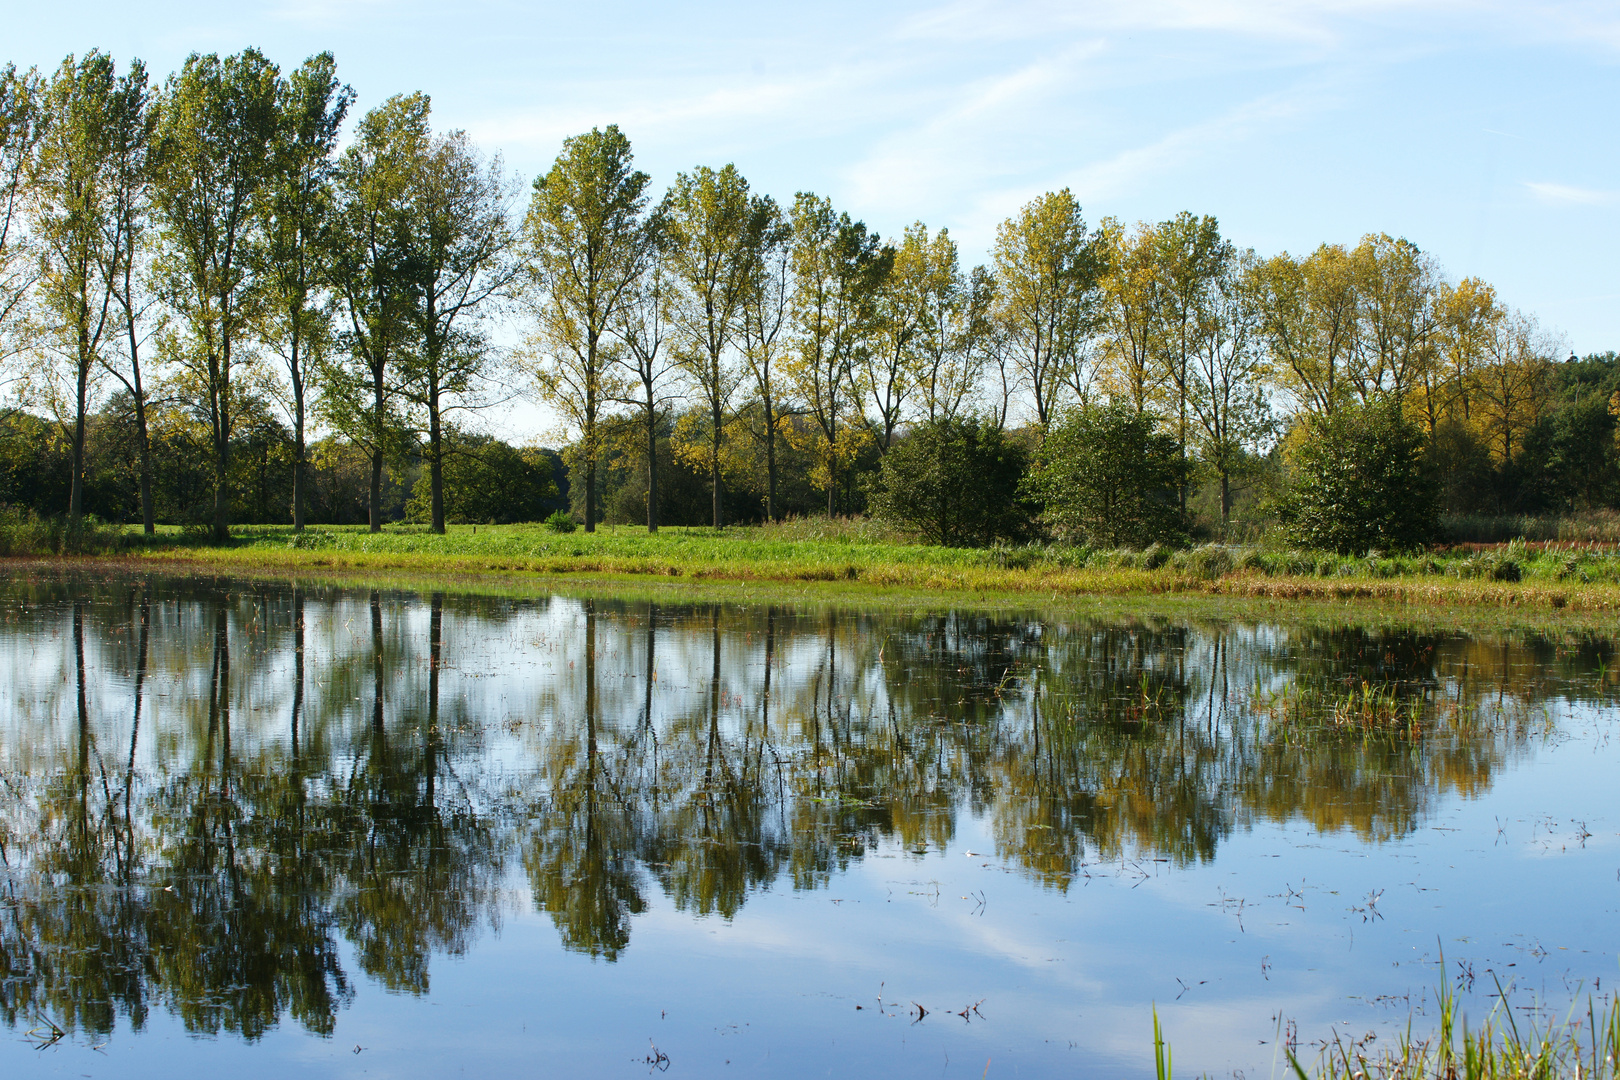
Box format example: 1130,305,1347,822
0,575,1612,1042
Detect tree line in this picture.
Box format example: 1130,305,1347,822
1,49,1615,547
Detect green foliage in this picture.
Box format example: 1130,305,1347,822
545,510,577,533
150,48,282,541
1027,403,1190,547
1278,399,1437,553
0,505,123,555
868,416,1031,546
406,432,557,525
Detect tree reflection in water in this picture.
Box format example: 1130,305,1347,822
0,575,1610,1039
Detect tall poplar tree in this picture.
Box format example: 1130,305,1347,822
1097,217,1162,413
263,52,351,532
908,225,981,423
100,58,159,534
991,189,1102,429
397,122,516,535
863,223,924,453
0,64,41,366
736,196,792,521
1352,232,1439,405
523,125,654,533
150,49,280,541
329,93,423,533
29,52,124,525
1191,249,1272,527
1249,243,1360,417
786,192,886,516
663,163,762,528
1153,211,1229,511
609,253,674,532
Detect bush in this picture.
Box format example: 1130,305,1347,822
867,416,1032,547
1276,399,1438,554
407,432,560,525
1178,544,1234,580
545,510,577,533
1026,404,1189,548
287,530,336,550
0,505,124,556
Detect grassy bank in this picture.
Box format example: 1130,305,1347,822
15,519,1619,613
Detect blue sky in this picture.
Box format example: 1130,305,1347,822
11,0,1619,358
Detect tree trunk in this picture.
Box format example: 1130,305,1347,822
70,370,87,526
428,383,444,535
212,422,230,543
121,266,154,536
370,358,385,533
711,406,723,529
826,423,837,517
585,453,597,534
764,399,778,522
292,428,305,532
645,395,659,534
135,394,154,536
369,449,383,533
291,337,305,532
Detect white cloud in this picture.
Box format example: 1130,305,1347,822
1524,181,1619,206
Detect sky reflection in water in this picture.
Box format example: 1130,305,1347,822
0,574,1615,1078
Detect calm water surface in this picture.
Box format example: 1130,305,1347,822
1,573,1616,1078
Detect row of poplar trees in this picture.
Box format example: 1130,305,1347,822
0,49,512,540
0,48,1571,539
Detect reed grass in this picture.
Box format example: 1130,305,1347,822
1284,978,1620,1080
1147,978,1619,1080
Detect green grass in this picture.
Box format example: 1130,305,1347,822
1281,982,1620,1080
9,519,1620,613
1146,978,1620,1080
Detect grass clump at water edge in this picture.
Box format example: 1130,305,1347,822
1149,978,1620,1079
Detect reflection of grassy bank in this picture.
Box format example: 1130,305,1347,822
11,521,1620,611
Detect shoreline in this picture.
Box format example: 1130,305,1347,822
10,549,1620,630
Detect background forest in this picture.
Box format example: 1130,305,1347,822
1,49,1616,553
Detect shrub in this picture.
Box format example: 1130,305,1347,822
1181,544,1234,580
868,416,1032,547
545,510,578,533
287,530,336,550
0,505,124,556
1026,404,1189,548
407,431,560,525
1276,399,1438,554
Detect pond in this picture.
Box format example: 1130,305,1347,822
0,572,1615,1078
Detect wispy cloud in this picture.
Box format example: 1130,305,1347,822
1062,85,1331,204
838,41,1108,216
267,0,402,30
901,0,1620,53
900,0,1464,44
1524,181,1619,206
